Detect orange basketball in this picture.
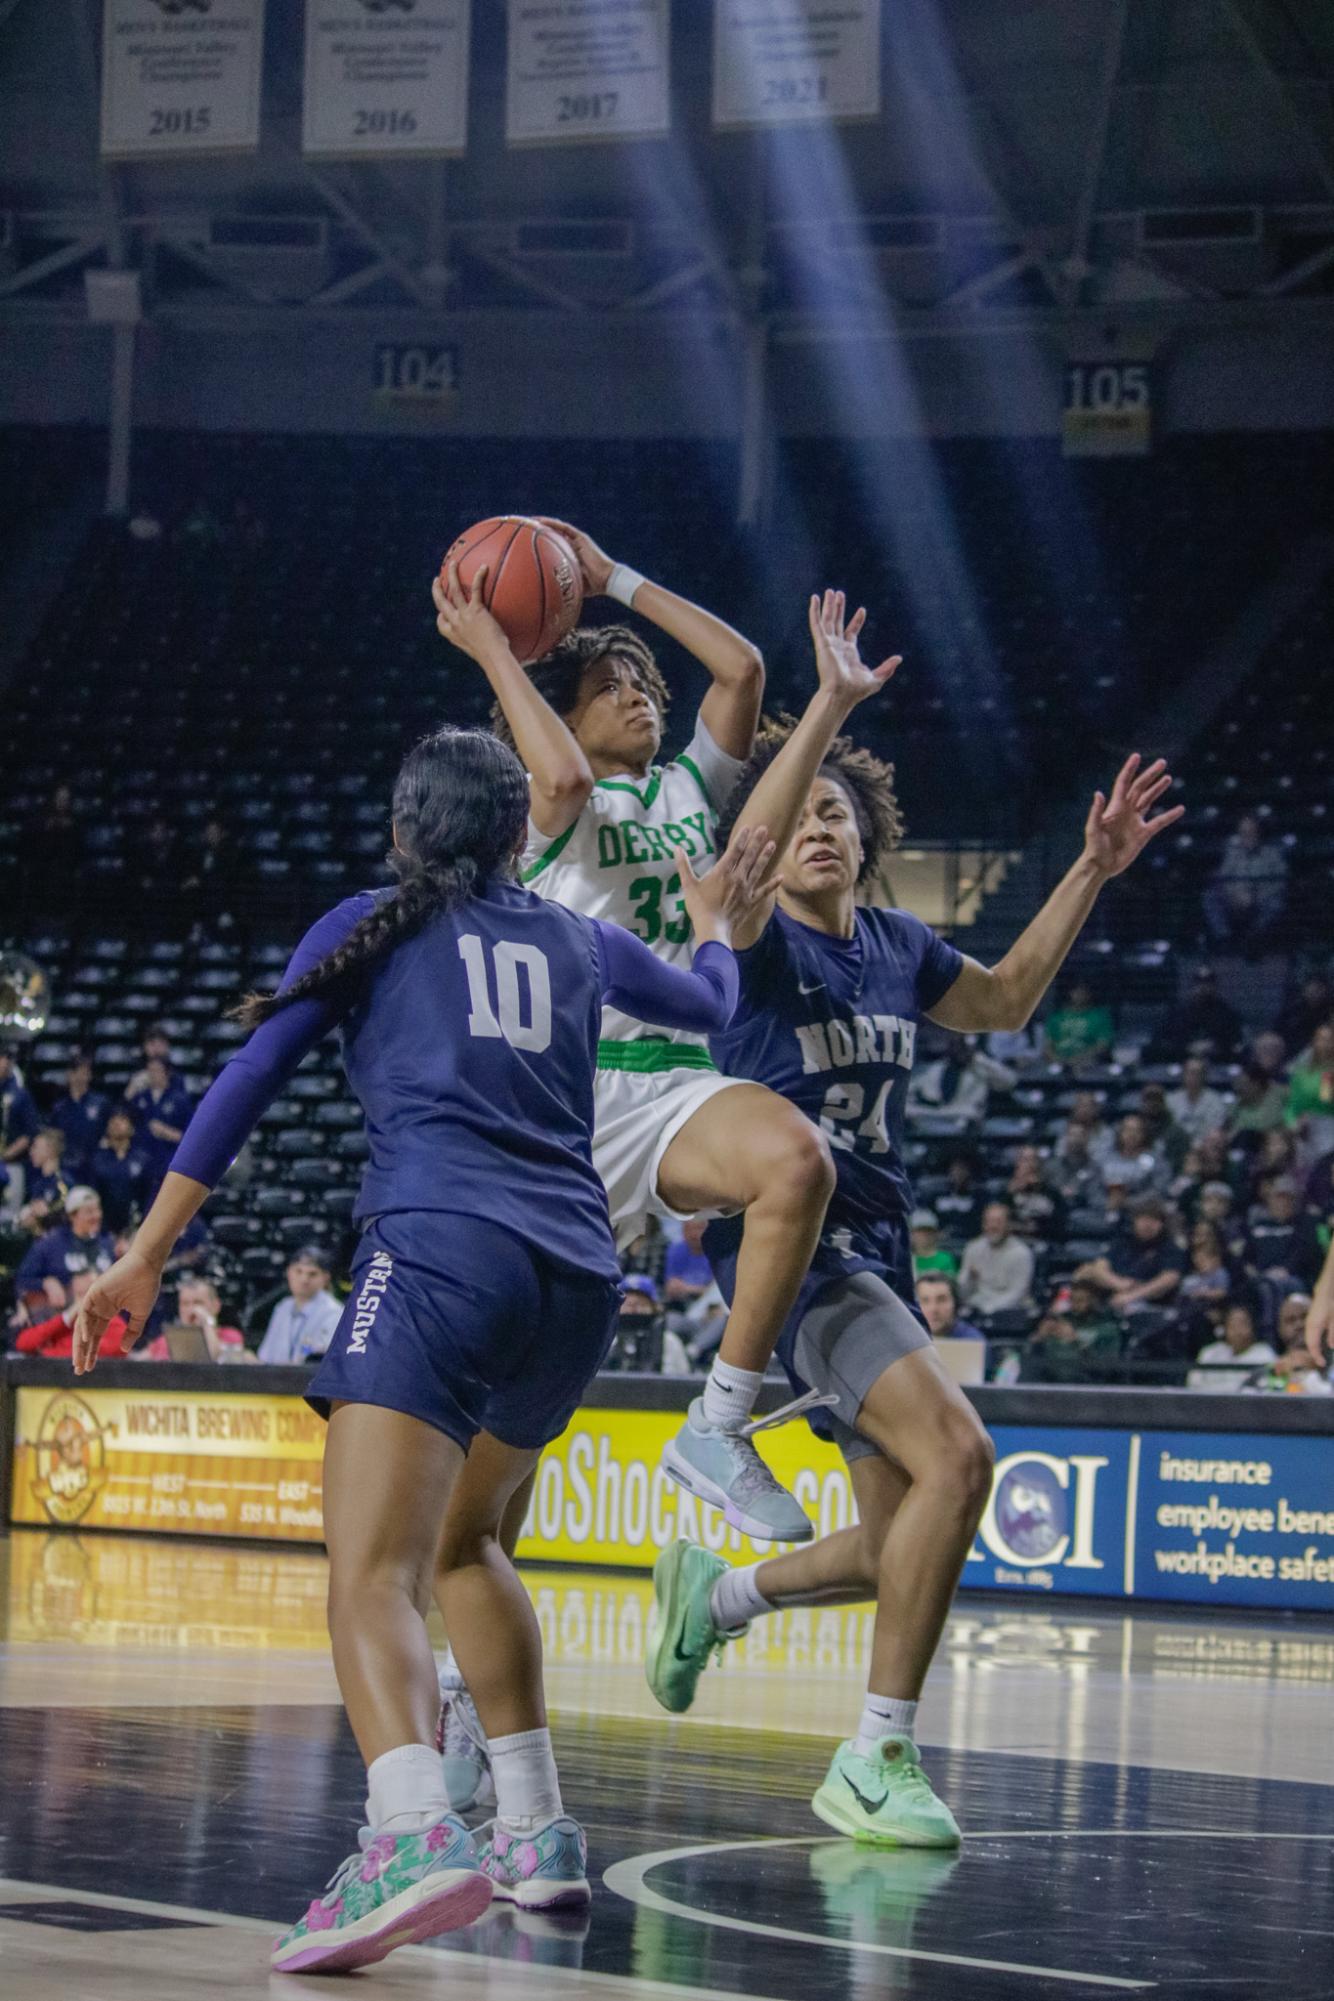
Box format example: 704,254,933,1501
441,516,584,665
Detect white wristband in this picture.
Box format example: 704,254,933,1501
606,563,647,607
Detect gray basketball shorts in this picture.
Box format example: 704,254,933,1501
792,1270,932,1465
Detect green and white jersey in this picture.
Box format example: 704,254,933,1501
520,716,744,1070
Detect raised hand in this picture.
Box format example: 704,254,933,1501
71,1247,163,1376
536,519,615,596
431,562,514,668
809,589,901,713
676,825,780,944
1082,754,1184,880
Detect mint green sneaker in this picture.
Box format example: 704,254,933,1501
662,1398,813,1542
811,1737,962,1849
645,1540,745,1714
271,1816,493,1974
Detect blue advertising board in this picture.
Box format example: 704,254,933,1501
962,1425,1334,1611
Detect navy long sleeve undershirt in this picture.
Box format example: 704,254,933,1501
171,901,737,1193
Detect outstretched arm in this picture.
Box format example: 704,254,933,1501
540,519,764,758
433,562,593,839
726,591,902,948
929,756,1183,1033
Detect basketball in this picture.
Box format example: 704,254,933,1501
441,515,583,664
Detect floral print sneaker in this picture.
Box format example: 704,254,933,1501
477,1816,591,1911
271,1814,492,1974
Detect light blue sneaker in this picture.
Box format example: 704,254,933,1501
436,1675,495,1812
662,1397,813,1542
477,1815,591,1910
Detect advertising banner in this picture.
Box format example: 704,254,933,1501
101,0,265,158
505,0,671,148
303,0,471,158
11,1386,326,1543
713,0,881,130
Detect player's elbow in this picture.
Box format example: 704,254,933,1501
991,976,1035,1033
720,643,765,694
543,766,595,812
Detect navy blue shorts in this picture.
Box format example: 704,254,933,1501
307,1211,622,1454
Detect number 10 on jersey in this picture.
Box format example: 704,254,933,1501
458,936,553,1052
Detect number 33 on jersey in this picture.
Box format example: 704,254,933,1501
519,718,742,1060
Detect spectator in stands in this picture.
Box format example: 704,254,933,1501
1251,1028,1290,1087
49,1053,110,1180
1284,1020,1334,1161
1304,1149,1334,1235
1204,814,1287,954
1167,1057,1230,1146
182,816,239,915
1197,1178,1238,1241
1148,966,1241,1062
1187,1297,1275,1391
1243,1176,1323,1290
910,1209,958,1278
143,1275,250,1362
1263,1292,1332,1395
14,1185,114,1309
256,1247,343,1363
23,783,83,885
17,1128,66,1229
1024,1290,1121,1384
915,1272,983,1343
1076,1194,1185,1317
1005,1145,1066,1245
958,1201,1035,1318
1100,1114,1166,1195
0,1046,39,1207
1048,1120,1102,1209
90,1109,152,1234
126,1054,193,1192
907,1035,1015,1128
1044,978,1114,1067
133,815,180,894
934,1149,984,1243
1277,973,1334,1057
1059,1090,1114,1163
663,1217,714,1312
1177,1221,1233,1318
11,1269,131,1361
125,1024,179,1099
983,1020,1045,1071
1227,1060,1286,1141
1135,1081,1189,1171
620,1216,666,1286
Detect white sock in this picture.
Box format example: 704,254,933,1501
702,1359,763,1431
438,1645,461,1691
366,1742,450,1835
854,1694,918,1757
490,1726,563,1833
708,1562,774,1632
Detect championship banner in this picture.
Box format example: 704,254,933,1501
11,1386,326,1543
712,0,881,130
100,0,265,158
505,0,671,148
303,0,471,159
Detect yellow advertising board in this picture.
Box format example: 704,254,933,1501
10,1386,852,1565
11,1386,327,1542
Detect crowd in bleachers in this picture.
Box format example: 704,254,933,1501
2,425,1332,1387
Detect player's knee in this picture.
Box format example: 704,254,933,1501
947,1417,995,1518
765,1115,835,1214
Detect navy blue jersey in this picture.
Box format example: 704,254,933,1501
174,878,739,1287
710,903,963,1234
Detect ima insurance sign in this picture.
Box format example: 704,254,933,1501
968,1425,1334,1612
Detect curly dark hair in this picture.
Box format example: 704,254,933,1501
715,715,905,884
489,622,670,752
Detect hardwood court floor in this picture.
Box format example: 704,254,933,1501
1,1529,1331,2000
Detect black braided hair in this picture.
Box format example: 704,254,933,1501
233,727,530,1030
714,714,905,885
489,622,670,753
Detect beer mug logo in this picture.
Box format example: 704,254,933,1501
994,1458,1067,1562
31,1393,110,1527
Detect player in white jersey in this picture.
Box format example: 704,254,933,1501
432,540,900,1521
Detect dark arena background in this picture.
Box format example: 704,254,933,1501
1,5,1332,1998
